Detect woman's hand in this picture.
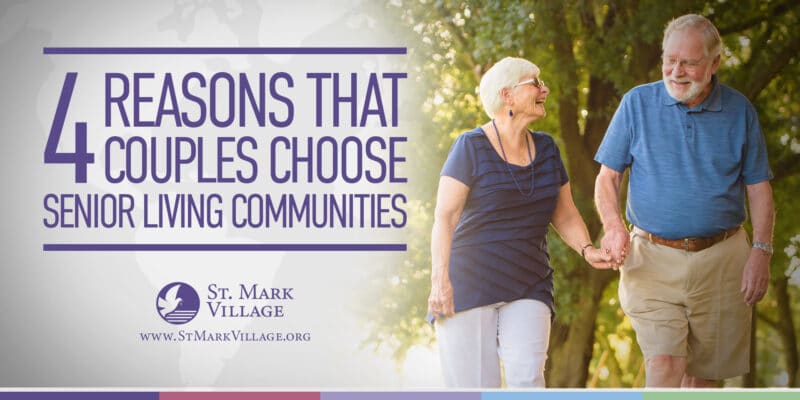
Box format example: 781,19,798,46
429,176,468,320
583,246,617,270
428,278,455,319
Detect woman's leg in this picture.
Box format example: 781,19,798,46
435,304,502,388
497,299,552,388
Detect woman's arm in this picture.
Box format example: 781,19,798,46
428,176,470,318
551,182,614,269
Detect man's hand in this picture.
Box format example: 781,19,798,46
741,248,770,305
601,226,629,270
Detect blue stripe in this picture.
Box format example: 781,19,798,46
482,392,642,400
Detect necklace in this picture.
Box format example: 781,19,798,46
491,119,535,197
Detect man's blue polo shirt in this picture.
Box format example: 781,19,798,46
594,76,772,239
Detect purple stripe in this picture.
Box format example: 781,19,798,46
0,393,157,400
43,47,406,55
42,243,407,252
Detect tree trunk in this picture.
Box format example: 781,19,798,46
743,308,757,387
547,269,615,387
774,276,799,387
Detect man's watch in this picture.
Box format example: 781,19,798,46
753,241,774,255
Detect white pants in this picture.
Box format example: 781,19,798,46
435,299,551,388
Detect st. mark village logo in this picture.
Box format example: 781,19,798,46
156,282,200,325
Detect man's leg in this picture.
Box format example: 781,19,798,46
685,230,752,381
645,355,686,387
682,374,719,388
620,232,690,388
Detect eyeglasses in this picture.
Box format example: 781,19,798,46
662,56,706,71
513,77,546,89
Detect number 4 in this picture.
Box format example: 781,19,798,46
44,72,95,183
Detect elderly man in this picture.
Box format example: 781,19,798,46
594,14,774,387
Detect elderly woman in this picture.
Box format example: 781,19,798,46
428,57,613,388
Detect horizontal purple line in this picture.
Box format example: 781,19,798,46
42,243,407,252
0,393,158,400
43,47,406,55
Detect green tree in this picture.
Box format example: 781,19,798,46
365,0,800,387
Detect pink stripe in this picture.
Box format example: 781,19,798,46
160,393,320,400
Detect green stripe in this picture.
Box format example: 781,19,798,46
644,392,799,400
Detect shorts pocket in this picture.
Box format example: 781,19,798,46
621,233,644,272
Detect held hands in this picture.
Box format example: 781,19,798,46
427,278,455,319
600,226,630,271
583,246,615,270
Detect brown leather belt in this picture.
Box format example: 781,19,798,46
633,226,741,252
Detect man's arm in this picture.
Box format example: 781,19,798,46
594,165,629,266
742,181,775,305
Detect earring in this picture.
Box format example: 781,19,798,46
509,109,513,117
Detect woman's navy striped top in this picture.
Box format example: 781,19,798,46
437,127,568,320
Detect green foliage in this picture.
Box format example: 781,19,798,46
589,278,644,388
362,199,437,360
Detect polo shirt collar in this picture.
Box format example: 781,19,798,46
660,75,722,111
698,75,722,111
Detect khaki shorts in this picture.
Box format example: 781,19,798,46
619,228,752,380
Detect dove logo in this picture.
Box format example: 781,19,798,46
156,282,200,325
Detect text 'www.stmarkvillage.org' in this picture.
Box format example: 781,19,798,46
138,330,312,342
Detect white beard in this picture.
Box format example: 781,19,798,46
663,78,705,105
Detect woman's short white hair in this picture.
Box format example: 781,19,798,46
479,57,540,118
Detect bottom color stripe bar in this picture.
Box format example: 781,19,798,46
644,392,799,400
161,393,319,400
323,393,479,400
0,394,156,400
483,392,642,400
0,391,799,400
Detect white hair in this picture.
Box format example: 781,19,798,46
479,57,540,118
663,14,722,59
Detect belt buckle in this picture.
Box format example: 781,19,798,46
682,238,690,251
